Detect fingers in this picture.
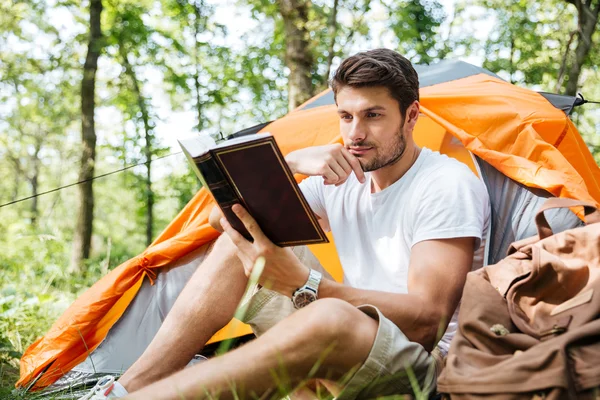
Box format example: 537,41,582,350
289,144,365,185
231,204,269,243
222,206,277,280
220,216,252,254
335,151,353,176
324,148,356,185
328,158,347,182
322,165,341,185
221,216,259,277
331,152,354,186
341,147,366,183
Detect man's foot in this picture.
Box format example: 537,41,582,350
37,370,112,398
74,355,206,399
186,353,208,367
77,376,128,399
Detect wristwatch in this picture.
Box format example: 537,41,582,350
292,269,322,309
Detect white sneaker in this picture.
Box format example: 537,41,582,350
186,354,208,368
78,376,129,399
73,354,204,400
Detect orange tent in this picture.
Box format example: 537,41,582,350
18,60,600,390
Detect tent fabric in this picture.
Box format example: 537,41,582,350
228,121,272,139
299,60,502,111
474,156,582,265
418,74,600,207
538,92,582,115
66,243,214,376
18,61,600,390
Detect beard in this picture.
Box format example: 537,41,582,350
350,125,407,172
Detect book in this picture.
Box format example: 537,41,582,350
178,133,329,247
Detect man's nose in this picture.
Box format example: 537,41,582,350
347,118,367,143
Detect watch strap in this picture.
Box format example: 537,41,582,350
305,269,322,294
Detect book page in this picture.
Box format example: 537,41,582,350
213,132,272,149
177,134,217,157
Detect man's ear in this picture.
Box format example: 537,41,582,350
407,101,420,122
404,101,420,128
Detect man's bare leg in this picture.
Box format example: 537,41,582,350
118,235,248,392
124,298,378,400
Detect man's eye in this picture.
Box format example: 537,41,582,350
367,112,380,118
341,114,352,120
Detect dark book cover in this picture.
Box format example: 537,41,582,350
179,133,328,247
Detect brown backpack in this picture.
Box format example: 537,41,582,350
437,198,600,400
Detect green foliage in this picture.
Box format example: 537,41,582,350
0,216,91,393
476,0,573,86
160,167,200,212
0,0,81,228
385,0,446,64
244,0,353,104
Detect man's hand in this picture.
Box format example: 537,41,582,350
221,204,310,297
285,144,366,186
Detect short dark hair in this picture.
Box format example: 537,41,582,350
331,49,419,116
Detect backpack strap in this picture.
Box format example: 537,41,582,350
535,198,600,239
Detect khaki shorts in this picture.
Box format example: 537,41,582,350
239,246,442,400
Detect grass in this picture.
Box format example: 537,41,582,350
0,230,111,399
1,361,20,399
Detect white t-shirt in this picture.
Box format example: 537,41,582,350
299,147,490,355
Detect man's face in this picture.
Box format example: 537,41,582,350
336,86,412,172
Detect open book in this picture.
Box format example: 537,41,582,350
178,133,328,247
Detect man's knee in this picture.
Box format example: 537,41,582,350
197,234,244,276
300,298,377,349
211,233,237,255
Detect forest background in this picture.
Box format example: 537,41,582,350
1,0,600,394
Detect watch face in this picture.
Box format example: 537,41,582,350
293,290,316,308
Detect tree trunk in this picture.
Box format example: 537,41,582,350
71,0,102,272
565,0,600,96
193,1,204,132
323,0,339,85
144,134,154,247
509,33,515,84
119,46,154,246
30,173,38,227
555,30,577,92
278,0,315,111
12,166,19,202
6,151,23,206
30,138,42,227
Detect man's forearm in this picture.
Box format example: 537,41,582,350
284,153,299,174
318,279,444,351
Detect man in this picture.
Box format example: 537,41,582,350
81,48,490,399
